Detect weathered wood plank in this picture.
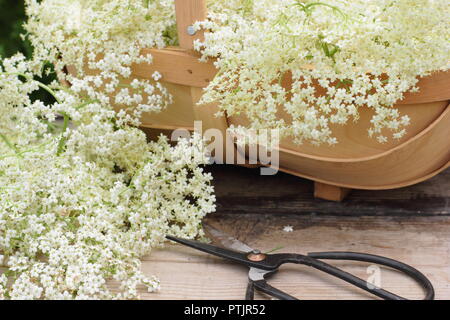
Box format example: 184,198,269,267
132,165,449,299
208,165,450,216
3,167,448,299
135,214,450,300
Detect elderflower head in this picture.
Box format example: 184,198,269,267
25,0,177,127
199,0,450,145
0,274,7,299
0,55,215,300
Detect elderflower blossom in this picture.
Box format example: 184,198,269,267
5,0,446,299
198,0,450,145
0,55,215,300
24,0,177,126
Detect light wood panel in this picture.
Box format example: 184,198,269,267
229,100,449,159
139,82,197,130
174,0,207,50
4,166,449,299
231,103,450,191
400,71,450,105
274,104,450,190
133,48,217,88
314,182,351,201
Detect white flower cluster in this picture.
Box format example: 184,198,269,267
0,0,216,300
25,0,177,126
198,0,450,144
0,55,215,299
4,0,446,299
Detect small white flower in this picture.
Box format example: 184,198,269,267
152,71,162,81
3,0,447,300
0,52,215,299
196,0,449,145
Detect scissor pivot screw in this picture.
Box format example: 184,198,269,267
248,250,267,262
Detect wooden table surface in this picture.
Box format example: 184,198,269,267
139,166,450,300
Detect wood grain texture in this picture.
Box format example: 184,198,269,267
4,166,448,300
314,182,351,202
233,103,450,191
175,0,207,50
125,166,449,300
275,103,450,190
59,0,450,300
209,165,450,216
190,87,237,162
125,47,450,192
65,0,450,200
267,101,448,159
65,39,450,193
134,48,217,88
400,71,450,105
139,81,196,131
134,213,450,300
129,51,450,103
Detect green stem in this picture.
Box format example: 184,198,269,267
75,99,100,110
36,82,62,104
1,72,79,156
17,141,51,157
41,119,61,132
296,1,347,19
0,141,47,160
55,85,76,96
0,133,22,158
1,72,62,104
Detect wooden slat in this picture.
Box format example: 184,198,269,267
174,0,207,50
266,101,449,159
209,165,450,216
128,167,450,299
314,181,351,201
131,53,449,103
399,71,450,105
274,104,450,190
133,48,217,88
190,87,233,162
232,103,450,191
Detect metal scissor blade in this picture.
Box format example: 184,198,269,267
166,235,251,265
204,223,254,253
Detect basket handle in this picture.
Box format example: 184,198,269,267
174,0,207,50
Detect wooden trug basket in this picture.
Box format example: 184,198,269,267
70,0,450,201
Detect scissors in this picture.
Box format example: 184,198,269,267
166,225,434,300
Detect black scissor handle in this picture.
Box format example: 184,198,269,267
307,251,434,300
247,279,298,300
247,251,434,300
